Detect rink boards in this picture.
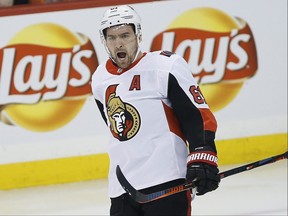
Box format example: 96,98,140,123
0,0,287,189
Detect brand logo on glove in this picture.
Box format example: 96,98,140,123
187,152,218,166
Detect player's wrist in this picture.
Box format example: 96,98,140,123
187,146,218,167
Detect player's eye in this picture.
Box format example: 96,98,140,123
121,33,130,39
107,35,116,41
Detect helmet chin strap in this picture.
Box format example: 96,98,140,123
103,42,115,63
131,46,141,64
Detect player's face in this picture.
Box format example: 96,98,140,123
112,110,126,133
105,25,138,69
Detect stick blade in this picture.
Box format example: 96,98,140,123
116,165,194,203
116,165,147,203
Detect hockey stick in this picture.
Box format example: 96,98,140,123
116,151,287,203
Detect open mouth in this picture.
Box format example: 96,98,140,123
117,52,127,59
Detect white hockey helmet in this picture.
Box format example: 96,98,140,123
99,5,142,40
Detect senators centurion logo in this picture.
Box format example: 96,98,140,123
105,84,141,141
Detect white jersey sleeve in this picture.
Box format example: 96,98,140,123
154,51,217,152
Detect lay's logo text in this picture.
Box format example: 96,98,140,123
150,7,258,112
0,40,96,104
0,23,98,132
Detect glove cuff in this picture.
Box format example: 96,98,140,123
187,146,218,167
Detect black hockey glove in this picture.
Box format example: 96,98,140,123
186,146,220,196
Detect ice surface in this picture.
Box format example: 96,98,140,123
0,160,287,215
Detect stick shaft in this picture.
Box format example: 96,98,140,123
116,151,287,203
220,151,287,178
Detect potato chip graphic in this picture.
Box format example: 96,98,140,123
151,7,257,112
1,23,97,131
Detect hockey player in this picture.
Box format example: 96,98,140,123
91,5,220,216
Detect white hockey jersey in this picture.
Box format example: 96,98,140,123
91,51,217,198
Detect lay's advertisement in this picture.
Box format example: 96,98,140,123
0,23,97,132
150,7,257,112
0,0,287,189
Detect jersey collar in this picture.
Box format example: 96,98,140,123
106,52,147,75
